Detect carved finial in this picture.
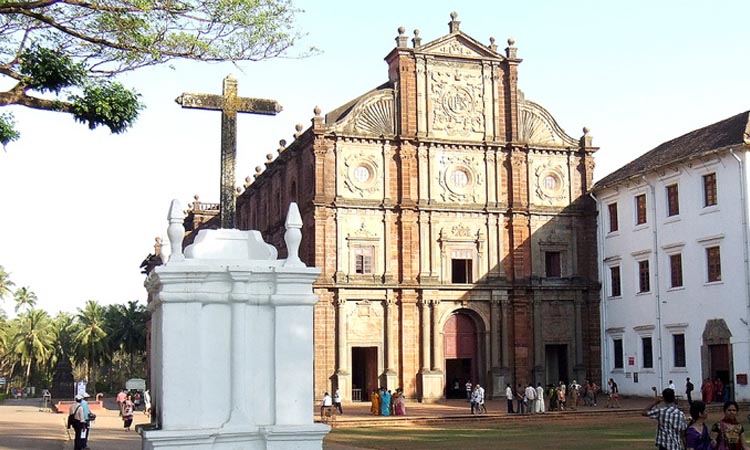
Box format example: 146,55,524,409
395,26,408,48
294,123,304,139
254,166,262,179
235,186,242,195
245,176,252,188
505,38,517,59
449,12,460,33
314,105,321,116
167,199,185,262
192,194,200,211
283,202,304,268
489,36,497,52
580,127,593,147
266,153,274,161
278,139,287,154
412,29,422,48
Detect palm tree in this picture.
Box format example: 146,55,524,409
12,308,54,387
74,300,108,387
13,287,37,313
0,266,15,301
105,301,147,373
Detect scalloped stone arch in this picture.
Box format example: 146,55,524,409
519,99,578,147
331,89,396,136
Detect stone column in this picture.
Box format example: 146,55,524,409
419,298,431,372
533,295,544,383
501,295,511,370
335,296,351,401
383,211,393,282
381,292,398,389
430,299,441,371
573,294,586,382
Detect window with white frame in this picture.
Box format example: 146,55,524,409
703,173,717,207
641,336,653,369
608,202,619,232
353,245,375,274
635,194,647,225
698,235,724,284
638,259,650,293
673,333,686,368
613,338,624,369
610,266,621,297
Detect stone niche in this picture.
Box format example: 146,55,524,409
141,201,329,450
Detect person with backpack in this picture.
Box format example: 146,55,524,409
67,395,87,450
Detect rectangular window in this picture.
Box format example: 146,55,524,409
613,338,623,369
608,203,619,232
642,337,653,369
545,251,561,277
666,184,680,217
670,254,683,288
703,173,717,207
674,334,686,368
451,259,473,283
353,246,374,274
610,266,621,297
636,194,647,225
707,246,721,282
638,260,650,293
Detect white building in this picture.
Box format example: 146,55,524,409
592,111,750,400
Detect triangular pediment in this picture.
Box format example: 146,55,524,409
418,33,504,60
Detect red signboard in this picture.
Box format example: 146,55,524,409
628,356,635,366
737,374,748,385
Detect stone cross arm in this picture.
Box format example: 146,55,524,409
175,93,282,115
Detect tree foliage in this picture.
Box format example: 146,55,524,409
0,0,307,143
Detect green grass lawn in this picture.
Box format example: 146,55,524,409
325,416,658,450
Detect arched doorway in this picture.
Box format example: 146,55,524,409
443,312,478,398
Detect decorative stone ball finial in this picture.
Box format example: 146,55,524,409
398,26,405,35
583,126,590,135
283,202,304,268
266,153,274,161
167,199,185,262
314,106,321,116
489,36,497,52
245,176,252,188
412,29,422,48
507,37,516,46
254,166,262,179
294,123,304,139
449,12,460,33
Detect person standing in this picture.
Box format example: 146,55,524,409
607,378,621,408
516,384,526,414
711,400,748,450
380,388,391,417
68,395,87,450
122,394,135,431
685,400,710,450
333,389,343,415
465,380,473,401
116,389,127,416
144,389,152,417
505,384,514,414
686,377,694,406
525,383,537,414
536,383,546,413
642,388,687,450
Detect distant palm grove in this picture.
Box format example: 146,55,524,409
0,265,147,396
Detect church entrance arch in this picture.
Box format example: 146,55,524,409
443,312,478,398
702,319,734,400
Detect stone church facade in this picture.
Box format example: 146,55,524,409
230,14,600,401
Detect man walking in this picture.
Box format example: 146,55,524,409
685,377,694,405
465,380,473,401
642,388,687,450
67,395,87,450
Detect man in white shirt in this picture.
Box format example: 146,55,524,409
536,383,546,413
505,384,515,414
525,383,537,414
320,392,333,419
67,395,87,450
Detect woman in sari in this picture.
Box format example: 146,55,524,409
711,401,748,450
380,389,391,416
702,379,714,403
686,400,710,450
394,389,406,416
370,389,380,415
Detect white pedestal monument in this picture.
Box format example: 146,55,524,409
141,201,329,450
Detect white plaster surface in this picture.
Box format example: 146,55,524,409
142,203,329,450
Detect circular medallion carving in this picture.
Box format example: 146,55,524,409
443,86,473,116
445,165,475,195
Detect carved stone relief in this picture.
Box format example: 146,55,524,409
436,152,484,203
518,97,578,147
428,61,484,139
330,89,395,137
348,300,383,341
341,149,381,198
533,160,568,206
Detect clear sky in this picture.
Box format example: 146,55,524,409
0,0,748,316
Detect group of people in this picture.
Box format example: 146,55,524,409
701,378,732,405
501,379,605,414
115,388,150,430
644,387,750,450
370,387,406,416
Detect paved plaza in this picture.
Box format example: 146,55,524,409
0,394,667,450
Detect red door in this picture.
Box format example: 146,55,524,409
444,313,478,396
